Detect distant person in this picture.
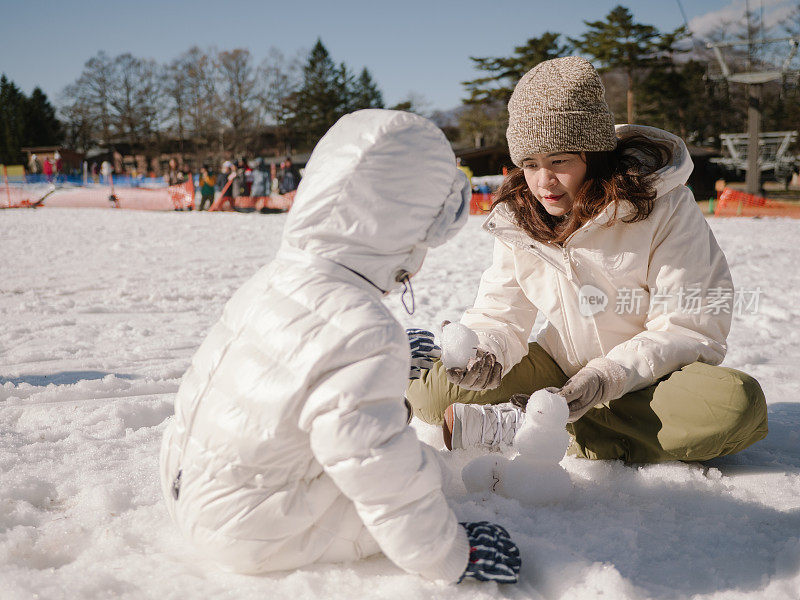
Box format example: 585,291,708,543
240,158,253,196
28,154,42,176
100,160,112,183
215,161,231,194
230,161,245,199
251,158,270,198
279,157,300,194
166,158,180,186
216,161,237,210
198,166,216,210
270,162,279,195
43,158,53,181
182,167,194,210
54,151,63,181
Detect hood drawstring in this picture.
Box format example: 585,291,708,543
396,270,415,315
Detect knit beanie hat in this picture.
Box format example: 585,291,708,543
506,56,617,167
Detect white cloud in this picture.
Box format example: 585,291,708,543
689,0,796,39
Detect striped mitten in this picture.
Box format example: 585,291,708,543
406,328,441,380
458,521,521,584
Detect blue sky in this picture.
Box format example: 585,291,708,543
0,0,789,112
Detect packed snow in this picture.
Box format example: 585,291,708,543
440,322,479,369
462,389,574,505
2,208,800,600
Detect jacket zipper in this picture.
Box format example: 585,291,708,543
555,274,580,364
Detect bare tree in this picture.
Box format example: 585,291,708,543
163,56,190,149
180,46,222,150
62,51,115,146
109,53,162,146
257,47,302,152
59,88,94,153
217,48,258,152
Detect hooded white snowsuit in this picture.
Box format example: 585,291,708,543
159,110,471,582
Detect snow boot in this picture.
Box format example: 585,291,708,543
443,399,527,450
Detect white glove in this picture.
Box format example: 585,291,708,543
557,357,627,423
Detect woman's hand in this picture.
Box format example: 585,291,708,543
440,320,502,391
557,358,627,422
445,348,502,391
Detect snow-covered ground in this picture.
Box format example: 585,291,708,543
2,208,799,600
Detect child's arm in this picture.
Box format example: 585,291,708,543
298,325,469,583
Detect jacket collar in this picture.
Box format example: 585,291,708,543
481,201,636,280
276,244,386,297
482,200,633,245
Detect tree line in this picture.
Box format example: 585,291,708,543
0,76,62,165
453,5,800,151
57,38,384,161
3,4,800,168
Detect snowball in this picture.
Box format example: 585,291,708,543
497,459,573,505
526,388,569,426
461,454,506,494
514,422,571,463
439,322,479,369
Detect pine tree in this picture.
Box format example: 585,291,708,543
289,39,343,148
638,61,706,140
23,87,62,148
461,32,571,104
0,76,62,164
351,68,384,110
0,75,26,164
336,61,356,114
569,5,685,123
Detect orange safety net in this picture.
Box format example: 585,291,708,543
715,188,800,219
1,178,194,211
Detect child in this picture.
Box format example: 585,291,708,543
160,110,521,583
408,57,767,462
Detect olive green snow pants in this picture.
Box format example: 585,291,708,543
406,343,768,463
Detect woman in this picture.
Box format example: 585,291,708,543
407,56,767,463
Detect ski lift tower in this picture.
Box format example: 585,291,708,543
707,32,800,194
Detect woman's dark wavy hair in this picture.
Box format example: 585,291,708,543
492,133,674,244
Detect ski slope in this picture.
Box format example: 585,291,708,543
2,208,799,599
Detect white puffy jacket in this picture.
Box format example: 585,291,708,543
160,110,471,582
462,125,734,397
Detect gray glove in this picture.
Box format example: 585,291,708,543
557,357,627,422
440,320,501,391
445,348,502,391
